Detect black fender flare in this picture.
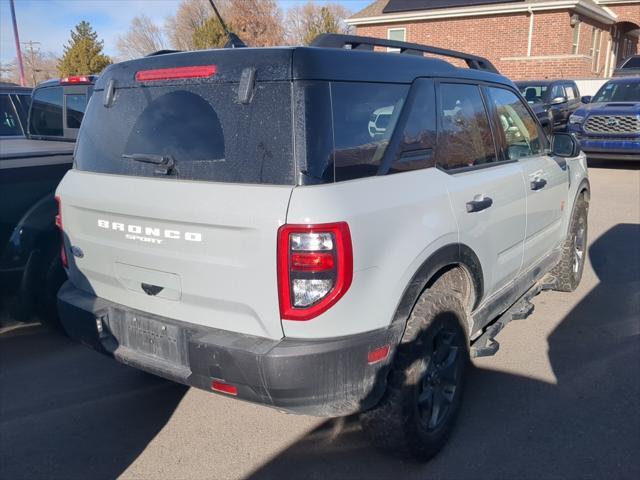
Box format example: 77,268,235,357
390,243,484,328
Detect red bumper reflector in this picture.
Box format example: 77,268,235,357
135,65,217,82
290,252,335,271
367,345,390,365
211,380,238,396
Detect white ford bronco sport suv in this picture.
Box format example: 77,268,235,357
55,34,589,460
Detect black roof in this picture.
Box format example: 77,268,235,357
96,45,513,91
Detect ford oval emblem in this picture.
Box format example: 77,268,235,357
71,246,84,258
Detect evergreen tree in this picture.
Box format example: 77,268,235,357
58,21,112,76
192,16,229,50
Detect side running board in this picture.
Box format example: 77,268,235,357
470,275,556,358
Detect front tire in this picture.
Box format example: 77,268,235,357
360,291,469,461
550,194,588,292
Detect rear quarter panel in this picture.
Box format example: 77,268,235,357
284,168,457,339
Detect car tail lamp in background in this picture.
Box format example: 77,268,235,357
60,76,92,85
277,222,353,321
135,65,217,82
55,196,67,268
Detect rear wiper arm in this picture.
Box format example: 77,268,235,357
122,153,175,175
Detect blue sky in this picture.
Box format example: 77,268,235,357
0,0,372,63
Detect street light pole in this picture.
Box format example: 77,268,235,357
9,0,26,86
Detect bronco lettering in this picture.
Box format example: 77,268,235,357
97,219,203,242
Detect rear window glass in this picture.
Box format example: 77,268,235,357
65,93,87,128
29,86,63,136
75,82,294,185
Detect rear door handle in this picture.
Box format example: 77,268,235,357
466,195,493,213
530,178,547,191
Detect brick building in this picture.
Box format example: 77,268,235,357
346,0,640,80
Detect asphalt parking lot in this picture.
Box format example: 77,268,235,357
1,163,638,480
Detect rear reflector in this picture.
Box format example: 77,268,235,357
367,345,390,365
60,75,92,85
135,65,217,82
211,380,238,396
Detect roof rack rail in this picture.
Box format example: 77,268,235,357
311,34,499,74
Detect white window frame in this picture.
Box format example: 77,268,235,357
571,22,581,54
593,29,602,72
387,27,406,53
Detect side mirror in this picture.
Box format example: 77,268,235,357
551,133,580,158
551,96,567,105
581,95,592,104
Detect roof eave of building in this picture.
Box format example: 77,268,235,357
346,0,618,26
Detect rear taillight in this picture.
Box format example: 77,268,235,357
135,65,217,82
277,222,353,321
55,196,67,268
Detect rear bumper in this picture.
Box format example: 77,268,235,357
57,282,402,417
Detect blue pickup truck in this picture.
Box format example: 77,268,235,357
567,77,640,161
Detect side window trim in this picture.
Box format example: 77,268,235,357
434,79,513,175
378,77,435,175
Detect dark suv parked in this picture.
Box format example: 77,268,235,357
516,80,582,133
0,82,32,138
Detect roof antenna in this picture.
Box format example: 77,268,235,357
207,0,247,48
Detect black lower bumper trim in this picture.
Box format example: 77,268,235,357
57,282,402,417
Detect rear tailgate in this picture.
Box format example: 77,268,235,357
57,48,296,340
59,171,292,339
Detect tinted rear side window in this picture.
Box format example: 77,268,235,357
331,82,408,181
29,86,63,136
437,83,496,170
75,82,294,185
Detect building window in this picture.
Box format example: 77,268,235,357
387,27,406,52
590,27,603,72
571,22,581,54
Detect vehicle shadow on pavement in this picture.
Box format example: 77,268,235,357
0,325,187,480
247,223,640,480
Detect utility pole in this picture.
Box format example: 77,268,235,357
22,40,42,86
9,0,26,86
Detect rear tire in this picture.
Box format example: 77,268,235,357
550,194,588,292
360,291,469,461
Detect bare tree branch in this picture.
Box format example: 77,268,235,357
116,15,166,60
